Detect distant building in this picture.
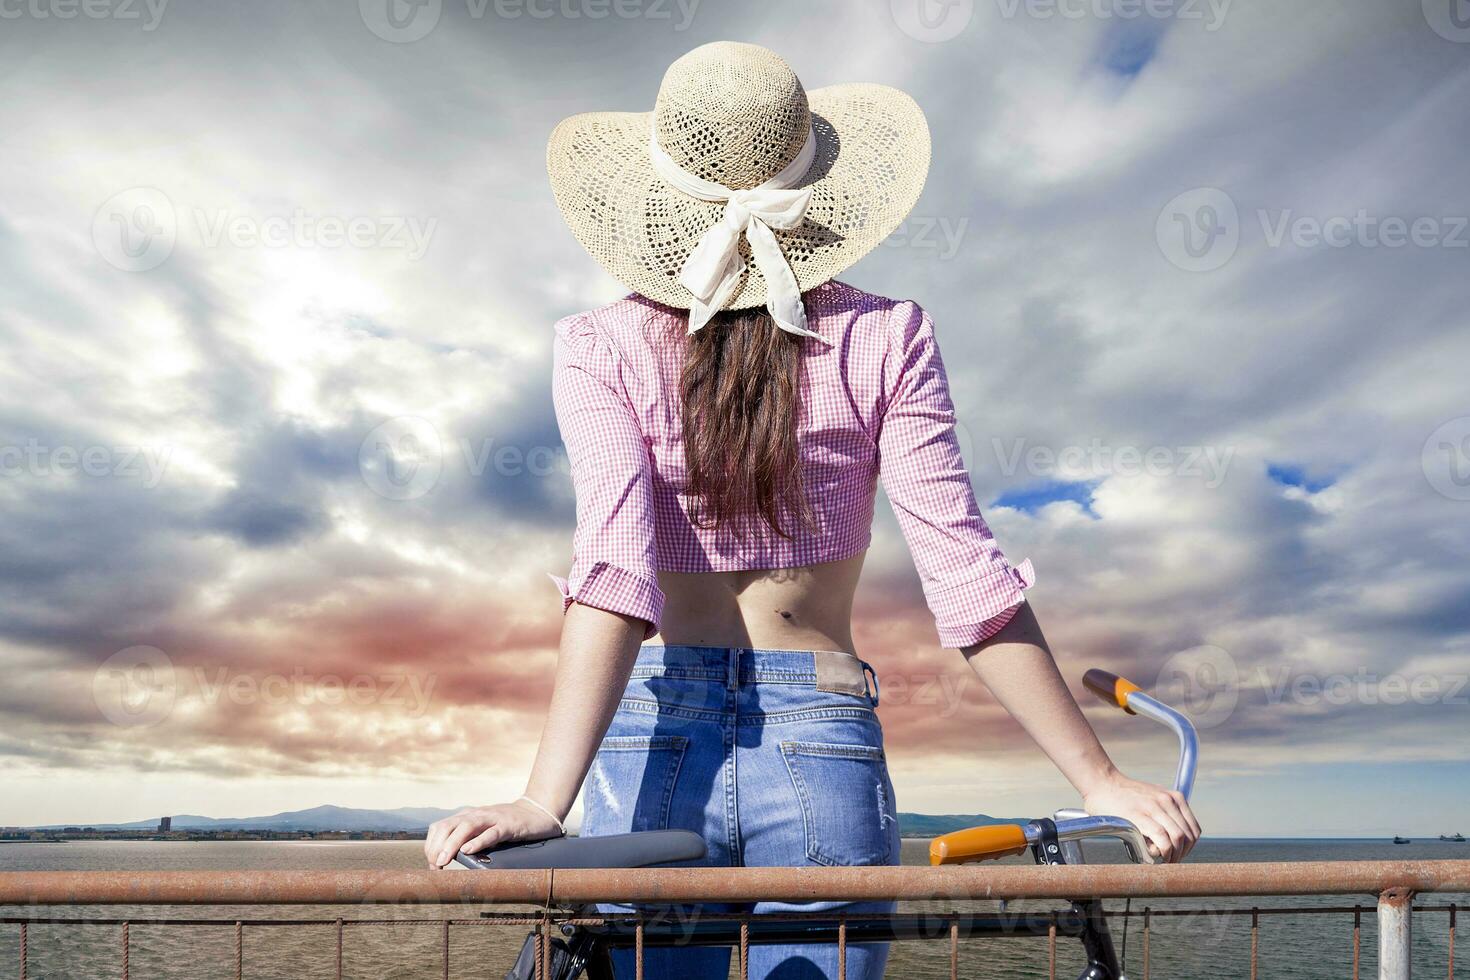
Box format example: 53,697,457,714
158,816,172,832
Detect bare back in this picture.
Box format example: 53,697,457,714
650,553,866,654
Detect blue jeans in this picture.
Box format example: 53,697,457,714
581,644,901,980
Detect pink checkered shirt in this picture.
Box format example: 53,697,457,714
549,280,1034,649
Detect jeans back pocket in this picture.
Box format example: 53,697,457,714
780,740,895,867
582,734,688,836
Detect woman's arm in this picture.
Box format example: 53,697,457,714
423,603,644,868
961,603,1203,862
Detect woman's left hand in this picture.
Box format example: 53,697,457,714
1081,771,1202,863
423,800,564,869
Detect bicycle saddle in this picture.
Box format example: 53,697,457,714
452,830,707,870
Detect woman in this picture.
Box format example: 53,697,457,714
426,41,1201,978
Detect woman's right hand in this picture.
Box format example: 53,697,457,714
1081,771,1202,863
423,800,563,869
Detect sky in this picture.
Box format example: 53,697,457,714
1,0,1467,837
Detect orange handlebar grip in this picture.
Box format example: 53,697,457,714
929,824,1029,865
1083,668,1140,714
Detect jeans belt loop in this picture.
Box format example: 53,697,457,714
862,661,880,706
727,647,739,691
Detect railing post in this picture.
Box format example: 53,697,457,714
1448,904,1456,978
1379,886,1414,980
1354,905,1362,980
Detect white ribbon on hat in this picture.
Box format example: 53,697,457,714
648,123,826,341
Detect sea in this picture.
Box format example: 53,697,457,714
0,838,1465,978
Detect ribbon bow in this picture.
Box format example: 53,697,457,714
649,125,826,341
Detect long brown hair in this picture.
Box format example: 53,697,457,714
678,307,813,538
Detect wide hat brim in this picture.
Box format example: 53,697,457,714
547,83,931,312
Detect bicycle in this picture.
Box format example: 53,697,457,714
454,667,1199,980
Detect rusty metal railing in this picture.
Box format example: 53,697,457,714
3,861,1468,979
7,860,1470,903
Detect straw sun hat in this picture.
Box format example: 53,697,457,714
546,41,930,338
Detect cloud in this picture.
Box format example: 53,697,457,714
1,0,1466,832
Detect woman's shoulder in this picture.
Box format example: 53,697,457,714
554,293,680,367
807,278,914,315
557,292,676,336
806,280,932,351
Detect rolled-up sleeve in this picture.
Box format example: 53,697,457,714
549,314,664,639
876,302,1034,649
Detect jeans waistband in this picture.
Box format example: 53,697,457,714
633,644,879,704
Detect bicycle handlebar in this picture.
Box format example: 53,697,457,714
1082,669,1197,801
930,667,1198,867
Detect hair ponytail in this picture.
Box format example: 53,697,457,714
678,308,812,538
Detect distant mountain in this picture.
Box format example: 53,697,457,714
35,806,1024,836
896,813,1030,837
35,804,468,833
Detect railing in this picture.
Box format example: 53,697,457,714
3,860,1468,979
